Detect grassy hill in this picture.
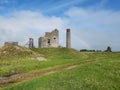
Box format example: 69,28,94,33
0,46,120,90
0,46,87,77
0,45,41,76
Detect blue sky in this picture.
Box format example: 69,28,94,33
0,0,120,15
0,0,120,51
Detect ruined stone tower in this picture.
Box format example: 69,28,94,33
66,29,71,48
29,38,34,48
38,29,59,48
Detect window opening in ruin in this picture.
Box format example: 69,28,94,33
54,37,56,40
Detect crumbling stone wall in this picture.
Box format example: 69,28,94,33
38,29,59,48
29,38,34,48
4,42,18,46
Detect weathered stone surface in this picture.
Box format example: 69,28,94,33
29,38,34,48
4,42,18,46
66,29,71,48
38,29,59,48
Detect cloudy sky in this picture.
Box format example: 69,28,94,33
0,0,120,51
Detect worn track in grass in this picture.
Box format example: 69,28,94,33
0,59,99,89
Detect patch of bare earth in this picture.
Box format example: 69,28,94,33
36,56,47,61
0,59,98,89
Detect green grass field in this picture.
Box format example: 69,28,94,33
0,46,120,90
0,47,87,77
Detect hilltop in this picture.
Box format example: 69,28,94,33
0,45,37,56
0,45,42,61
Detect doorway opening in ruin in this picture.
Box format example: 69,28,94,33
48,39,50,45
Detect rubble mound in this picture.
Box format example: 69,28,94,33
0,45,31,54
0,45,39,59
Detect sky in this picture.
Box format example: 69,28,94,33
0,0,120,51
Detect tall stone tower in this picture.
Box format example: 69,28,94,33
29,38,34,48
66,29,71,48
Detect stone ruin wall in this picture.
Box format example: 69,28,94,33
38,29,59,48
4,42,18,46
3,29,71,48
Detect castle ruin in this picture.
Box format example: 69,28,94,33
38,29,59,48
3,28,71,48
28,28,71,48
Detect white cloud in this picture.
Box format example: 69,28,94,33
46,0,86,12
90,0,109,10
65,7,120,51
0,10,68,47
0,7,120,51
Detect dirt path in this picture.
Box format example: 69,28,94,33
0,59,99,89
